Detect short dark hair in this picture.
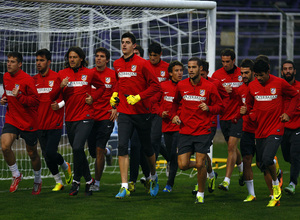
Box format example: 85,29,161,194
240,59,254,71
134,45,144,58
188,57,203,68
64,46,87,68
201,60,209,72
255,55,270,64
7,51,23,63
148,42,162,54
253,59,269,74
282,60,296,70
121,32,136,45
168,60,183,74
95,47,110,61
36,49,51,61
221,48,235,60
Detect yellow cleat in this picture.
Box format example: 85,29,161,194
267,198,280,207
273,185,282,201
243,194,256,202
128,181,136,192
52,183,64,191
195,195,204,204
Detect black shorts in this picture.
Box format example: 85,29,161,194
220,119,243,142
2,123,38,146
256,135,282,172
178,133,211,155
88,120,114,158
240,131,256,157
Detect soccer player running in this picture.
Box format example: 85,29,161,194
280,60,300,195
110,32,160,198
50,46,105,196
153,60,183,192
87,47,117,191
1,52,42,194
33,49,72,191
232,59,257,202
212,49,244,191
171,57,224,204
245,59,299,207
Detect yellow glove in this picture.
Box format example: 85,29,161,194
126,94,141,105
110,92,119,107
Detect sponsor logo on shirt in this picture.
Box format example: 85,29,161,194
131,65,137,72
164,96,174,102
200,89,206,97
222,82,243,88
81,75,87,81
67,81,88,87
6,90,14,96
270,88,276,94
183,95,206,102
105,84,112,88
37,88,52,94
105,77,111,83
118,72,137,78
160,71,166,77
48,80,54,87
255,95,278,101
157,77,166,82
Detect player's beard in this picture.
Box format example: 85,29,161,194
283,72,295,83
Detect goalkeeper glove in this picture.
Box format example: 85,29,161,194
110,92,119,107
126,94,141,105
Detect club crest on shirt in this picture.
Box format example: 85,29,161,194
131,65,137,72
81,75,87,81
48,80,54,87
238,75,242,82
270,88,276,94
15,84,20,89
200,89,206,96
105,77,111,83
160,71,166,77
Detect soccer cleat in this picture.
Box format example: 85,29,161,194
64,162,73,185
277,169,283,189
10,173,23,193
85,178,95,196
128,181,136,192
243,194,256,202
32,181,42,195
69,182,80,196
208,172,218,193
267,198,280,207
195,195,204,204
192,184,198,195
115,187,130,199
90,184,100,192
163,185,172,192
105,145,113,166
239,171,245,186
144,179,150,194
218,181,229,191
52,183,64,191
272,185,282,201
140,176,146,184
284,184,295,195
150,177,159,197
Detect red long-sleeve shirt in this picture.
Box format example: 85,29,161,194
172,77,224,136
2,69,39,131
113,54,160,115
246,74,299,138
91,67,117,121
284,80,300,130
147,60,169,83
33,69,64,130
212,66,243,120
50,66,105,122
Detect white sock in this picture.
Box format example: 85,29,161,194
224,177,230,185
151,173,158,181
95,180,100,187
273,158,276,164
53,173,63,185
290,182,296,188
61,161,68,171
272,179,279,186
106,147,111,156
86,178,94,184
237,162,243,173
34,169,42,183
9,163,20,178
196,191,204,198
208,170,215,179
245,180,255,197
121,183,128,189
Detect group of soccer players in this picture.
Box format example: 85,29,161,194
1,32,299,207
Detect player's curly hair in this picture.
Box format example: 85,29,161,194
64,46,87,68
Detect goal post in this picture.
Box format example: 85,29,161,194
0,0,216,180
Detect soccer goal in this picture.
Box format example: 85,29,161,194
0,0,216,180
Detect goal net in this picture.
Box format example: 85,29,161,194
0,0,216,180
